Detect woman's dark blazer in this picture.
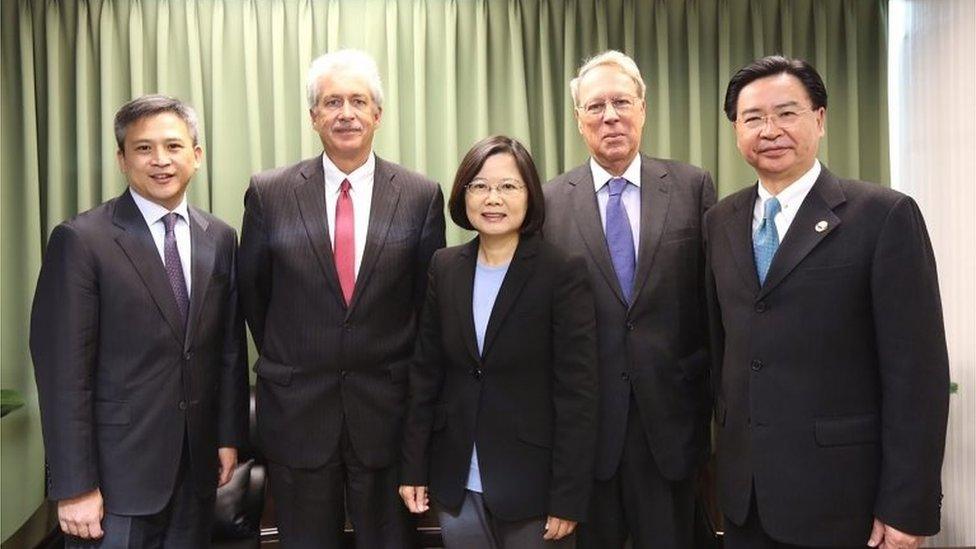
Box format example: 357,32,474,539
400,234,599,522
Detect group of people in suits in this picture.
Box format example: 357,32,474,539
29,45,949,549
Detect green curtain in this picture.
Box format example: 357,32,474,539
0,0,887,542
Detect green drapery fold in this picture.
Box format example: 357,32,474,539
0,0,887,541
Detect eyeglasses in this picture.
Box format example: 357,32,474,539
737,108,815,130
577,95,640,118
465,178,526,197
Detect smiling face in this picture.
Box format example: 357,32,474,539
575,64,646,176
116,112,202,210
310,68,382,172
465,153,528,240
734,72,825,191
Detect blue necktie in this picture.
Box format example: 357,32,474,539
163,213,190,327
753,197,781,286
606,177,636,302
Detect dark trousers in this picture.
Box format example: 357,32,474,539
577,396,695,549
65,442,215,549
438,490,575,549
723,487,863,549
267,424,412,549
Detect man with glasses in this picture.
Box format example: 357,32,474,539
705,55,949,548
544,50,716,548
238,49,445,547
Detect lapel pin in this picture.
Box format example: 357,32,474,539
815,220,828,233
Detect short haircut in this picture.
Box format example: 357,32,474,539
570,50,647,107
723,55,828,121
306,49,385,110
447,135,545,236
113,94,199,151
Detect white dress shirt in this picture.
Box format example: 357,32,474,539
591,155,642,256
322,152,375,279
753,160,822,243
130,188,192,294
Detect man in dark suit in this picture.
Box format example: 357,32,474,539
238,49,445,548
30,94,249,547
705,55,950,549
544,50,716,549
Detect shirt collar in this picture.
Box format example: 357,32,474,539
129,187,190,227
756,159,821,211
590,154,642,193
322,151,376,193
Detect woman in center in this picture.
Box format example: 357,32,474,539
400,135,598,548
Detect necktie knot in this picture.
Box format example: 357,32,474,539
340,179,352,194
608,177,628,197
763,197,781,221
163,212,180,234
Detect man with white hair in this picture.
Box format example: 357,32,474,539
239,49,445,547
544,50,716,548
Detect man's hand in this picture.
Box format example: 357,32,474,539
398,485,429,513
217,447,238,487
867,518,925,549
543,516,577,540
58,488,104,540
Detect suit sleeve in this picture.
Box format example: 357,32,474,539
400,251,446,485
218,229,249,448
698,173,719,401
870,195,949,535
29,224,101,500
548,253,599,521
412,185,446,313
238,179,271,352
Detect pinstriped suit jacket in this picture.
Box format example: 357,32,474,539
239,155,445,469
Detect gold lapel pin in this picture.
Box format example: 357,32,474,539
815,220,828,233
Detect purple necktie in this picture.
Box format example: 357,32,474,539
606,177,635,302
163,213,189,326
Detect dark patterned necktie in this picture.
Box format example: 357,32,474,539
163,212,190,326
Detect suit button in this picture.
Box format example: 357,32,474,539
626,322,635,331
750,359,764,371
471,368,484,380
755,302,767,313
178,401,187,410
620,372,630,381
342,322,352,332
183,351,192,360
340,370,349,378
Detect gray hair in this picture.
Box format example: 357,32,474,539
306,49,385,110
113,94,200,150
569,50,647,107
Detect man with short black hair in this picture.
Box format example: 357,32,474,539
31,94,248,547
706,55,950,549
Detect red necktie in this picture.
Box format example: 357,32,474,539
334,179,355,305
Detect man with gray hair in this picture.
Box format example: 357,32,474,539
544,50,716,548
31,94,248,546
239,49,445,547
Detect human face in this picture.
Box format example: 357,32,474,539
465,153,528,240
310,69,382,172
733,73,825,191
575,64,646,176
116,112,202,210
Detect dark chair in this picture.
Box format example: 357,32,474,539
211,388,266,548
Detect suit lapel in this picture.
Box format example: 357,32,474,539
452,239,481,364
570,167,628,307
630,156,672,308
349,157,402,315
481,235,539,358
294,158,345,307
758,170,844,299
722,186,762,293
112,191,186,344
184,207,216,352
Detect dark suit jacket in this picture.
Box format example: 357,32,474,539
400,235,598,522
704,167,950,545
30,190,248,515
239,155,445,469
544,155,716,481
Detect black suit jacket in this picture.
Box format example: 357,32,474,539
704,167,950,545
30,190,249,515
239,155,445,469
400,235,598,522
544,155,716,481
